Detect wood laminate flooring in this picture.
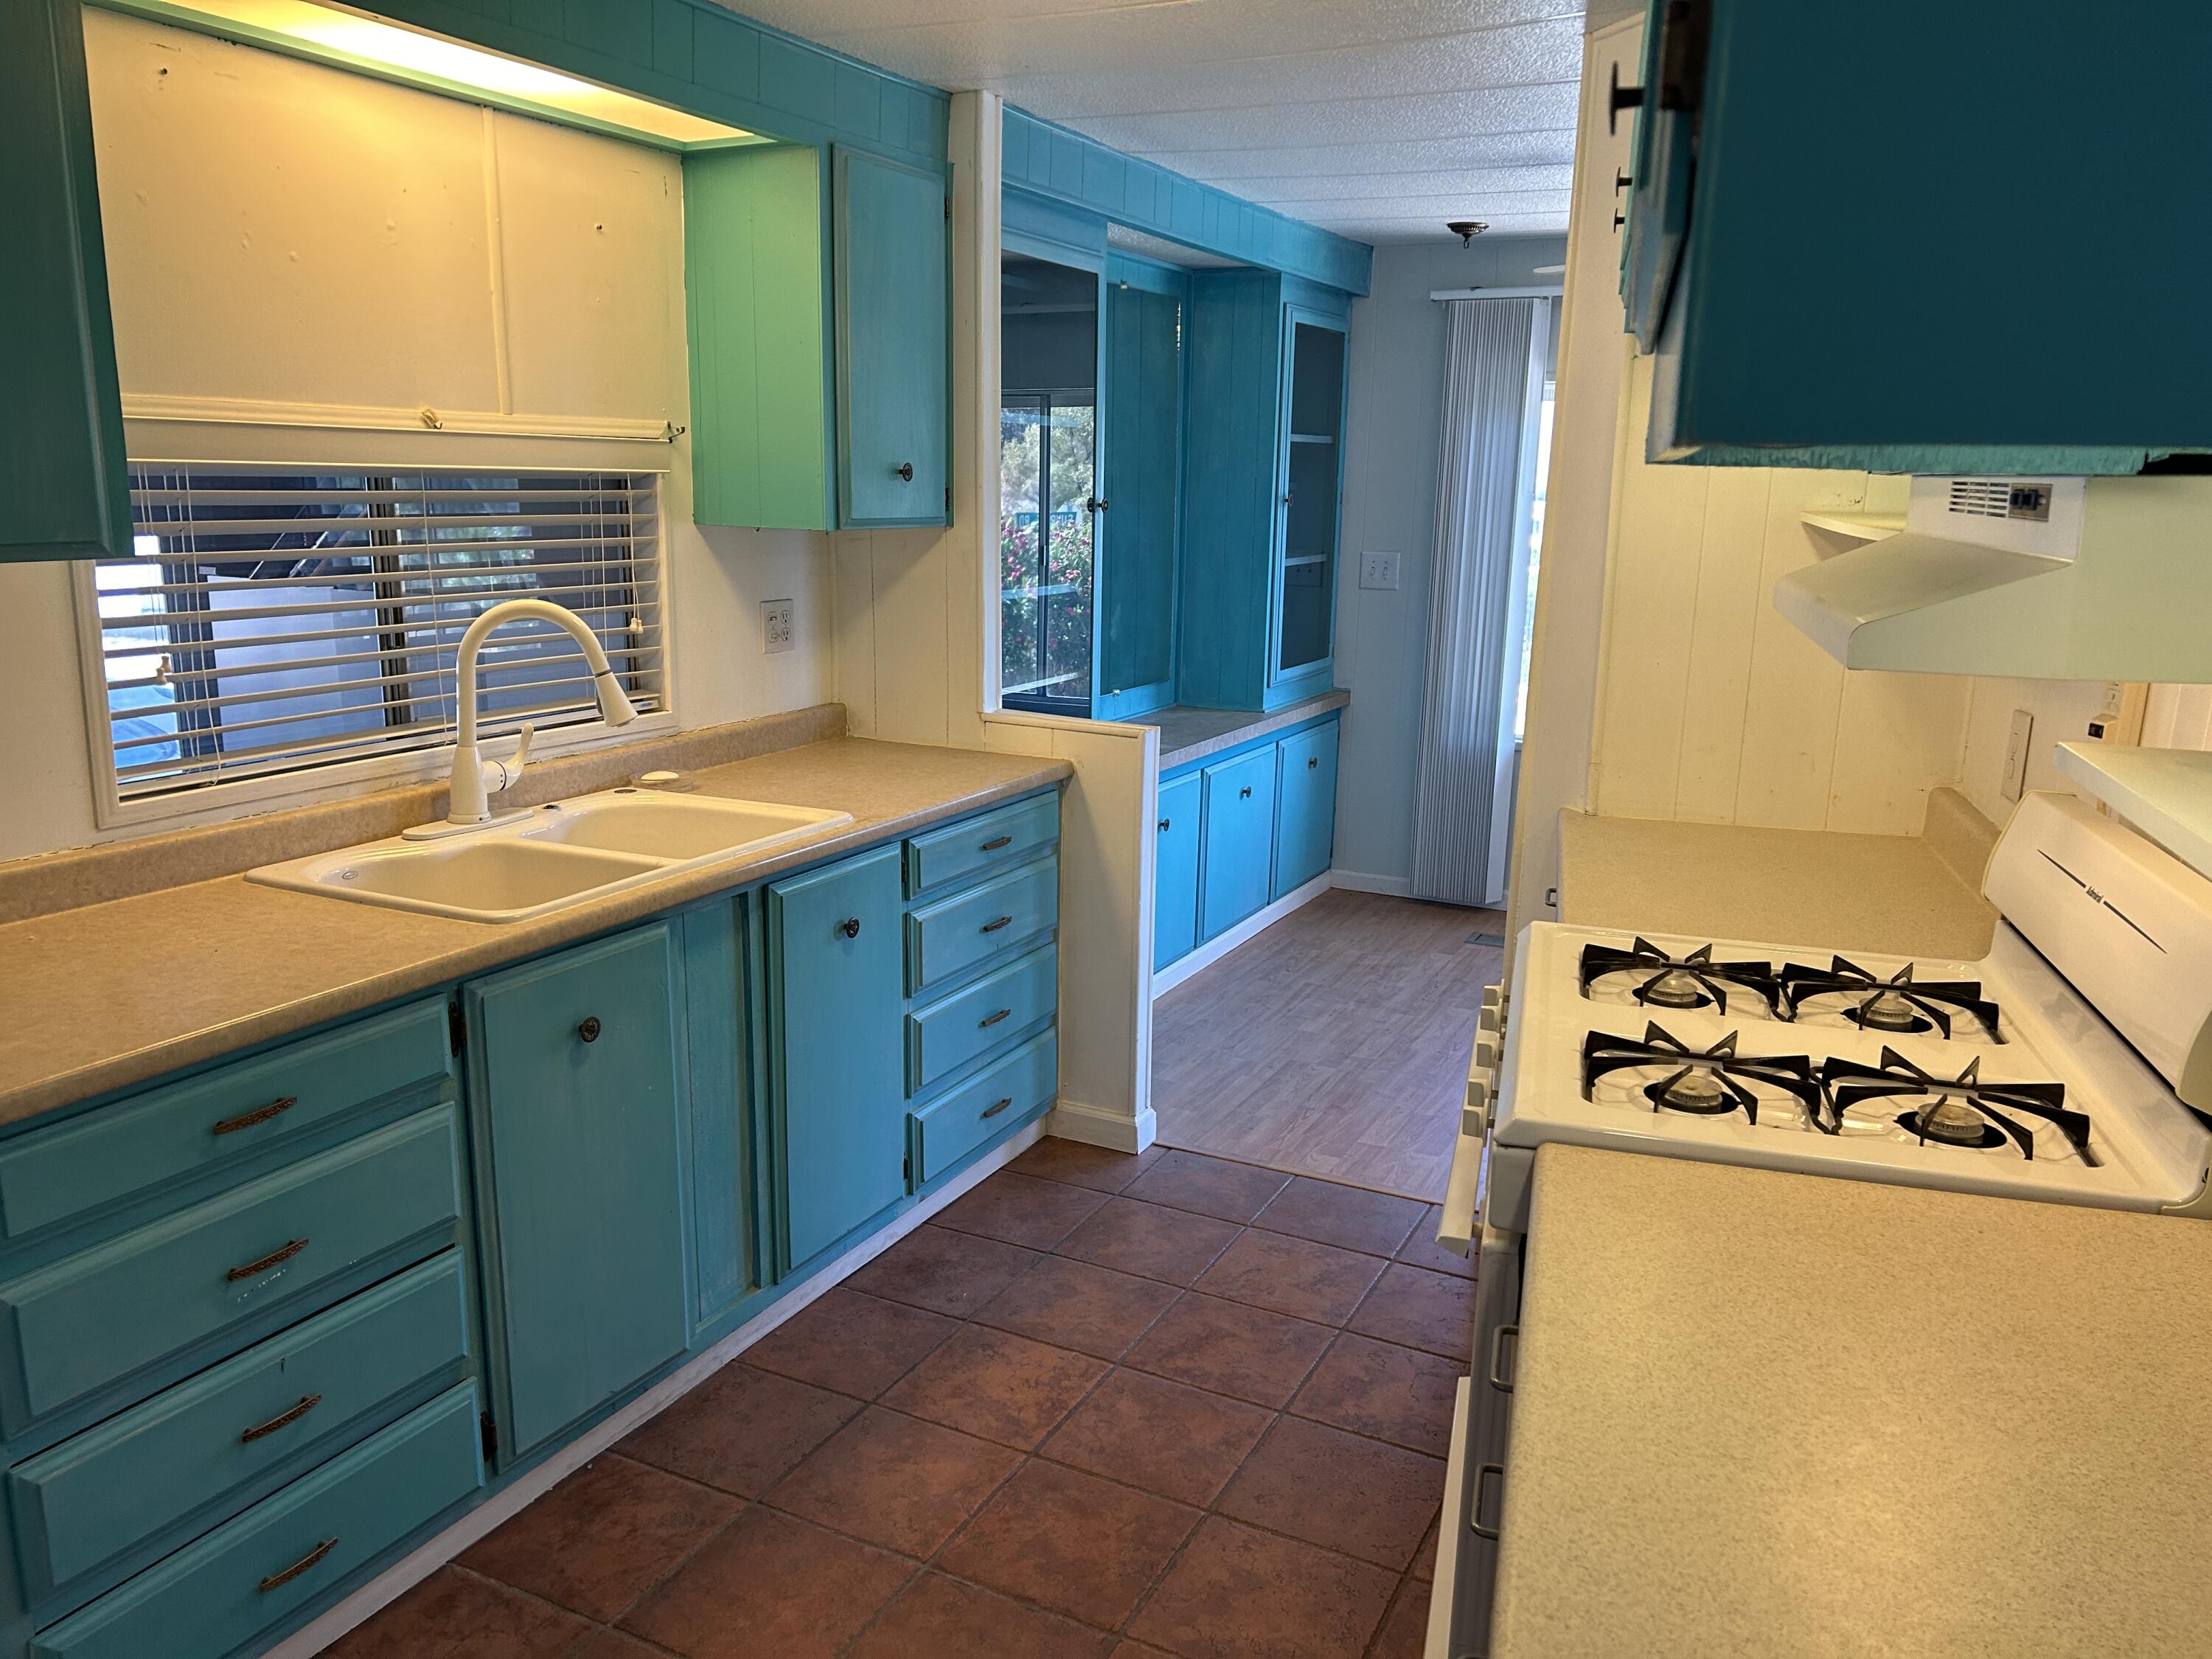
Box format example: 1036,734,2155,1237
1152,889,1504,1202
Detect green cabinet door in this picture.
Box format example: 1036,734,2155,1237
1154,772,1202,970
678,900,758,1338
3,0,131,563
834,146,949,527
767,846,908,1270
467,925,689,1462
1273,721,1340,899
1200,747,1280,941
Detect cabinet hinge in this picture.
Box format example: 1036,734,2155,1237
945,486,953,516
479,1410,497,1461
903,1153,912,1184
943,194,952,221
448,1000,467,1056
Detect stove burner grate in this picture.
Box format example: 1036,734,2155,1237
1777,956,2002,1042
1581,1022,1822,1128
1579,938,1781,1018
1820,1048,2093,1161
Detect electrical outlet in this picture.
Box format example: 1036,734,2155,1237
761,599,795,655
2001,708,2034,802
1358,551,1400,591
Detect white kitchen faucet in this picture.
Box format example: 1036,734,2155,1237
437,598,638,829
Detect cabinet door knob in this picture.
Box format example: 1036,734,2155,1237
1158,818,1170,832
841,917,862,939
896,462,915,482
578,1016,602,1043
1308,756,1319,769
1239,785,1253,799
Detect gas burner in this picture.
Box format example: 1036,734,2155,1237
1820,1048,2095,1161
1777,957,2002,1041
1578,939,1781,1018
1581,1023,1821,1127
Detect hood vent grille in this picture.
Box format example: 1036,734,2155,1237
1947,478,2054,522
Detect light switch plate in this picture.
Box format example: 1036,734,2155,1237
1359,551,1400,591
2001,708,2033,801
761,599,795,655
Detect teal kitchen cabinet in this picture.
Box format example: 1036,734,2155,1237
1273,719,1340,898
1622,0,2212,471
1153,771,1202,970
1095,258,1187,722
766,846,909,1271
835,147,950,527
465,925,689,1464
1,0,130,563
1199,747,1280,942
1181,270,1352,712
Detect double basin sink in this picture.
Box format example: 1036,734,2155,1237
247,788,853,923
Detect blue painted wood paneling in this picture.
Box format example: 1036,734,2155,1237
1272,720,1339,897
467,926,689,1461
1001,187,1109,260
1199,748,1279,939
1153,772,1202,970
835,147,950,526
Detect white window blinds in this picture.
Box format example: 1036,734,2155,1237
88,465,664,801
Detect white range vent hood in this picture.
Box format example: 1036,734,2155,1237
1774,474,2212,678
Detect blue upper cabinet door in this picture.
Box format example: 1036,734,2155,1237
1096,265,1185,721
1272,720,1340,899
834,146,950,528
466,925,689,1462
1270,313,1346,705
2,0,131,563
1200,747,1280,940
767,846,908,1270
1154,771,1203,970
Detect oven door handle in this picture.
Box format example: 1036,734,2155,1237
1486,1322,1520,1394
1472,1462,1506,1540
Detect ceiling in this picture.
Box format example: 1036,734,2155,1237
717,0,1593,246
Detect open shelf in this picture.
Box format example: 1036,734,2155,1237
2053,742,2212,880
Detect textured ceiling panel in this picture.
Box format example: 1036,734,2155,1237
709,0,1587,246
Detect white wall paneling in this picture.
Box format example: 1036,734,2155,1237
2145,685,2212,752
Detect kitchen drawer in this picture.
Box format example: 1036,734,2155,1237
0,1108,462,1438
9,1252,470,1602
906,945,1056,1096
29,1380,484,1659
910,1032,1057,1188
905,857,1058,995
905,794,1058,900
0,999,452,1243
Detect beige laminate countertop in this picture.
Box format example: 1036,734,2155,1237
0,738,1069,1127
1491,1144,2212,1658
1557,807,1998,958
1142,689,1349,771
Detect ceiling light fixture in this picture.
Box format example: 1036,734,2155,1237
1448,220,1489,248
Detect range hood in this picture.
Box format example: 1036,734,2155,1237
1774,474,2212,678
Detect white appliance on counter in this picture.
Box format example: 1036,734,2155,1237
1424,789,2212,1658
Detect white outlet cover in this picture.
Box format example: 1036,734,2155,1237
761,599,795,655
1359,551,1400,591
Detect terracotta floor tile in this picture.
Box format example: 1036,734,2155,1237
742,1287,960,1398
1394,1206,1477,1279
620,1507,911,1659
1367,1574,1436,1659
1055,1197,1242,1287
617,1363,860,1498
1011,1136,1164,1194
1040,1368,1272,1507
324,1566,591,1659
936,1170,1109,1248
1216,1416,1444,1572
880,1324,1107,1449
1346,1264,1479,1359
460,1453,737,1621
566,1632,668,1659
1411,1515,1439,1583
847,1573,1114,1659
1124,1149,1290,1223
1122,1293,1335,1408
765,1405,1020,1557
975,1254,1182,1359
1125,1516,1396,1659
1194,1228,1388,1326
846,1223,1042,1318
1291,1332,1462,1457
1253,1177,1426,1258
939,1459,1200,1628
1109,1645,1178,1658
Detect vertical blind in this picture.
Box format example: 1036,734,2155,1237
90,465,664,801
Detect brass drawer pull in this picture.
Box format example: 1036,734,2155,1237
980,835,1013,851
981,1097,1014,1119
259,1536,338,1593
979,1008,1012,1029
226,1237,310,1282
241,1392,324,1443
980,915,1013,933
213,1096,296,1136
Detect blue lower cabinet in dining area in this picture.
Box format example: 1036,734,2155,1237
1153,772,1203,971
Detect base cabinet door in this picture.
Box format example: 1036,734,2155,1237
467,925,689,1462
1272,721,1340,898
1200,748,1279,941
1154,773,1202,969
768,846,908,1270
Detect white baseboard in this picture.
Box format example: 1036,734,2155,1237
1152,871,1332,997
268,1116,1047,1659
1047,1096,1156,1152
1331,869,1413,897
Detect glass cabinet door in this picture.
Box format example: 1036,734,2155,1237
1278,319,1345,679
999,253,1099,717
